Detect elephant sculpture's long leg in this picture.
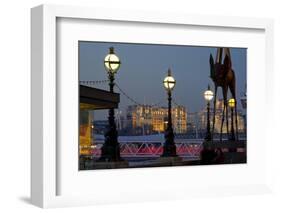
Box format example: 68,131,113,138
226,103,229,139
212,86,217,141
220,102,226,142
229,79,238,141
235,103,239,141
223,86,229,139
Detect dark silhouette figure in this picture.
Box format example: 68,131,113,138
209,48,239,141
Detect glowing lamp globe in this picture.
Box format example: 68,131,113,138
163,68,176,90
104,47,121,74
204,85,214,101
228,98,236,108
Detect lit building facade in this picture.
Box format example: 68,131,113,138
171,106,187,133
198,99,245,133
126,105,187,134
79,109,93,155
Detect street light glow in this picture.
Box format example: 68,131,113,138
228,98,236,108
204,86,214,101
163,68,176,90
104,47,121,74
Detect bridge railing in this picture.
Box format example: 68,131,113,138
90,140,203,158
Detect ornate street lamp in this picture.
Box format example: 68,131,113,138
99,47,123,162
204,85,214,141
104,47,121,74
228,98,236,141
161,68,177,157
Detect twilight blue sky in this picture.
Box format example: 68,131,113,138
79,41,246,120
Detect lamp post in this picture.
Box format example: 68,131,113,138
228,98,236,141
204,85,214,141
99,47,122,162
161,68,177,157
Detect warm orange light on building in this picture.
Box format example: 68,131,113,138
127,105,187,134
79,109,93,155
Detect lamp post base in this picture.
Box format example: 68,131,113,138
161,144,178,157
161,128,178,157
98,143,124,162
98,106,125,162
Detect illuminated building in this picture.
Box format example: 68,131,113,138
198,99,245,133
126,105,187,134
171,106,187,133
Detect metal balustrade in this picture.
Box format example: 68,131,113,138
90,140,203,158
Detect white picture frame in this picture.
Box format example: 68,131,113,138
31,4,274,208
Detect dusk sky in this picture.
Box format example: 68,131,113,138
79,41,246,120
